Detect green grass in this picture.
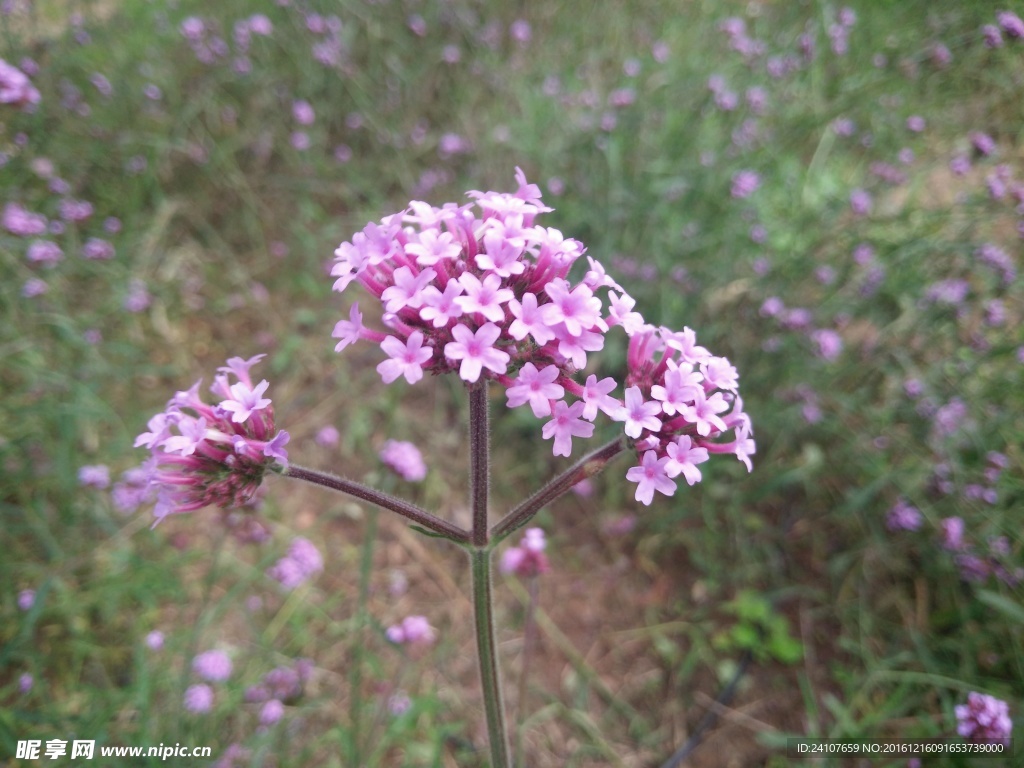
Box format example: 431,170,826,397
2,0,1023,765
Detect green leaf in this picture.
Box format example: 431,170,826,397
977,590,1024,626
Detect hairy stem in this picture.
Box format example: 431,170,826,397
471,547,510,768
284,464,469,543
491,437,626,542
469,381,490,547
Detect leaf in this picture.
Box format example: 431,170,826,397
977,590,1024,626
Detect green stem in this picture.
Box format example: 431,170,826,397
514,575,540,768
350,507,378,764
471,547,510,768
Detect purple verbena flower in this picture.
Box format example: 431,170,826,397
956,692,1012,743
129,356,289,522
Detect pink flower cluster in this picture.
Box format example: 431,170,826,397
330,170,753,504
0,58,40,110
132,354,289,522
622,326,754,504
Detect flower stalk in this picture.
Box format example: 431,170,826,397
284,464,469,543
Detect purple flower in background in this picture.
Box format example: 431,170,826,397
3,203,47,236
997,11,1024,39
933,398,967,437
926,279,969,305
810,329,843,361
22,278,48,298
950,154,971,176
438,132,470,157
940,517,965,551
407,14,426,37
19,673,33,694
26,240,63,265
315,425,339,447
58,198,93,222
833,118,855,136
379,439,427,481
931,43,952,67
145,630,165,650
971,132,996,156
509,19,531,44
193,650,232,682
82,238,115,260
976,243,1016,284
18,589,35,611
78,464,111,489
906,116,926,132
292,100,315,125
89,73,112,97
0,57,40,109
290,131,310,151
184,684,214,713
500,527,551,577
982,24,1004,48
180,16,205,42
267,537,323,590
388,692,412,716
124,279,152,313
248,14,273,36
731,170,760,198
386,615,436,646
956,692,1012,743
260,699,284,726
886,499,922,531
850,189,873,216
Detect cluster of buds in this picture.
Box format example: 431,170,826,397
131,355,290,521
331,169,754,504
